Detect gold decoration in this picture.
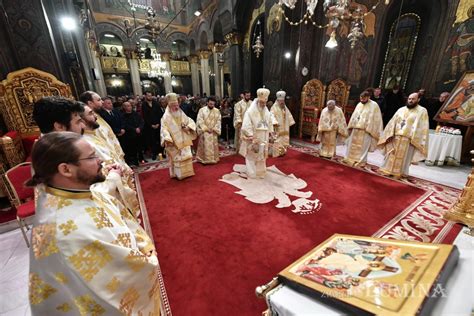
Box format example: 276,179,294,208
45,195,73,210
100,56,129,73
299,79,326,142
212,43,225,54
68,240,113,282
326,78,351,113
106,276,121,293
170,61,191,75
85,207,114,229
112,233,132,248
224,32,242,46
243,1,265,50
454,0,474,25
267,3,283,35
32,223,59,259
119,287,140,315
138,59,152,73
198,50,212,60
58,220,78,236
0,67,72,136
74,294,106,316
29,273,57,305
444,150,474,235
54,272,69,284
125,249,147,272
187,55,200,64
0,135,26,168
56,303,72,312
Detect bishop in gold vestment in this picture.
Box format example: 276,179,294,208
161,93,197,180
28,132,161,316
233,92,252,151
378,93,429,178
270,90,295,157
317,100,349,158
344,91,383,167
240,88,274,178
196,97,221,164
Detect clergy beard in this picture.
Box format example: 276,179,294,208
77,165,105,186
171,110,180,117
407,102,418,109
88,121,100,130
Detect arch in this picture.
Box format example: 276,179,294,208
171,39,189,59
189,39,196,55
199,30,209,51
213,19,224,43
96,23,128,45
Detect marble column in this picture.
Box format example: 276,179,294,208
128,58,143,96
187,55,200,96
160,52,173,94
199,50,212,96
224,32,243,100
212,43,225,98
89,48,107,97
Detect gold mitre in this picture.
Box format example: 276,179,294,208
276,90,286,100
166,92,178,103
257,88,270,102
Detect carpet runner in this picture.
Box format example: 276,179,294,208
136,148,462,315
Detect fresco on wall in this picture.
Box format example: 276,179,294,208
380,13,421,90
436,6,473,92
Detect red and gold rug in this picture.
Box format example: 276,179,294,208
135,147,462,315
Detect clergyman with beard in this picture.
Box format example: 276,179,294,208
343,91,383,167
26,132,162,315
378,92,429,178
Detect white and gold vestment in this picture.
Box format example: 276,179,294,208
83,130,140,218
196,106,221,164
233,99,252,151
378,105,429,178
270,102,295,157
317,106,348,158
160,107,197,180
344,100,383,166
239,99,274,178
29,183,160,315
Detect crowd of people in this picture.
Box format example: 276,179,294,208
25,83,450,314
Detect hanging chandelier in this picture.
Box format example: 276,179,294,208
278,0,390,48
252,20,264,58
144,7,161,40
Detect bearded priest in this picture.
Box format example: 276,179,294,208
317,99,349,159
378,92,429,178
240,88,275,178
270,90,295,157
196,96,221,164
343,90,383,167
160,92,197,180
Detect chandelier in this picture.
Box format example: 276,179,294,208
252,20,264,58
278,0,389,48
144,7,161,40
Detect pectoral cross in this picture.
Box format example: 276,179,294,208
400,119,406,129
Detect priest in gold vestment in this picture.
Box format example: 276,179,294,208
344,91,383,167
27,132,161,316
81,105,140,216
270,90,295,157
240,88,274,178
161,93,197,179
233,91,252,151
196,96,221,164
378,93,429,178
79,91,125,160
317,100,349,158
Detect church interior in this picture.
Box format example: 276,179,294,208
0,0,473,315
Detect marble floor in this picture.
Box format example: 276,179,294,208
0,143,472,315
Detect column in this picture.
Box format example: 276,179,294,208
199,50,211,96
128,58,143,96
224,32,243,100
160,52,173,94
90,48,107,96
212,43,225,98
187,55,200,96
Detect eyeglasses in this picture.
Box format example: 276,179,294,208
77,156,101,161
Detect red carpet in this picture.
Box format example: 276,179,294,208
138,149,446,315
